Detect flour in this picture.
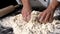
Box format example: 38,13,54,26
0,11,60,34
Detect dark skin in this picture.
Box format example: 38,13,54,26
21,0,59,23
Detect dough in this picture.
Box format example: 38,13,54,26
0,11,60,34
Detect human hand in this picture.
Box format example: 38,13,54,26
21,7,31,22
38,10,54,24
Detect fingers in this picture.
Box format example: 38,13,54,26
49,16,53,23
26,15,31,22
39,11,54,24
38,12,43,19
44,13,50,23
21,8,31,22
39,12,47,22
21,10,27,21
49,12,54,23
22,14,27,21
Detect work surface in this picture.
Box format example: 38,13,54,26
0,11,60,34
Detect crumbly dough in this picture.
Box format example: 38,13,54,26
0,11,60,34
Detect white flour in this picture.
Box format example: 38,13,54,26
0,11,60,34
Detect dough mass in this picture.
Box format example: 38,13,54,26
0,11,60,34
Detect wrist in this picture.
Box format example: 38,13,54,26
23,6,31,10
46,6,56,12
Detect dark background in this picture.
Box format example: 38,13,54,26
0,0,18,9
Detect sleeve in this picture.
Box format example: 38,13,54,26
57,0,60,2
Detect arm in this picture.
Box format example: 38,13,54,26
38,0,59,23
46,0,59,12
21,0,32,22
21,0,31,9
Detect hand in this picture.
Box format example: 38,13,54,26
38,10,54,24
21,7,31,22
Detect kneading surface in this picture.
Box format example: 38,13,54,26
0,11,60,34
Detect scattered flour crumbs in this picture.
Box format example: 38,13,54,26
0,11,60,34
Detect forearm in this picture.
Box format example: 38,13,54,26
46,0,59,11
21,0,31,9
